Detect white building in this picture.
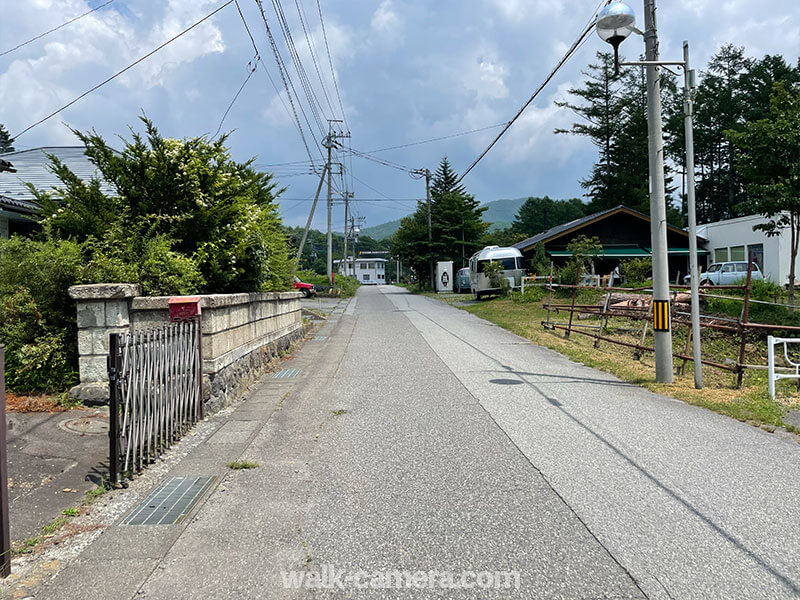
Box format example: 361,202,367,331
335,257,388,285
697,213,800,285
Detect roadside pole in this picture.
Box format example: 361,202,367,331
425,169,434,290
683,40,703,389
644,0,674,383
326,135,333,284
0,346,10,577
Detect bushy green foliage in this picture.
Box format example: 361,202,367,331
35,116,292,294
483,261,510,296
511,286,546,303
528,242,550,277
0,288,77,393
620,257,652,286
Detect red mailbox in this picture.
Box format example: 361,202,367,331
168,296,202,322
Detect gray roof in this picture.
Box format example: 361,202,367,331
513,204,701,251
0,146,117,215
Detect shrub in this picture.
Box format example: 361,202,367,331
483,261,510,296
0,288,77,393
620,257,652,286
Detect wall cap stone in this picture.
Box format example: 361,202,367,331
69,283,140,300
132,291,301,310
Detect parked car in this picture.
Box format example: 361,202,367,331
293,277,316,297
684,262,764,286
454,267,471,293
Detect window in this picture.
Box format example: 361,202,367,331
714,248,728,263
708,264,721,273
500,257,517,270
723,264,735,273
360,263,367,269
748,244,764,272
378,263,384,270
736,263,748,272
363,274,370,281
477,260,490,273
730,246,745,261
368,263,375,269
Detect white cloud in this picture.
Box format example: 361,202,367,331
371,0,401,33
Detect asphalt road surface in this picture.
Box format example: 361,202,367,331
33,286,800,599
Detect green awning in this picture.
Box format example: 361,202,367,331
548,247,710,258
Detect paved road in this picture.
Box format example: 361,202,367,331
33,286,800,599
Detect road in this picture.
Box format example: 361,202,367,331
32,285,800,599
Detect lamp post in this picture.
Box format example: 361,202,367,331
596,0,703,385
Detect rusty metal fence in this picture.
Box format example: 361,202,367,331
108,320,202,484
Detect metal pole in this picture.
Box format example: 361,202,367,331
0,346,10,577
343,194,349,279
683,40,702,389
294,165,328,269
326,137,333,284
108,334,120,486
644,0,674,383
425,169,434,290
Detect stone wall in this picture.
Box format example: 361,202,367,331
68,285,303,411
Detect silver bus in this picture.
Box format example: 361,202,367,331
468,246,525,299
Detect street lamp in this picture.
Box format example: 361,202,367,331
595,1,636,75
595,0,702,387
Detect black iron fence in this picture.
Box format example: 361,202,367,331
108,320,202,483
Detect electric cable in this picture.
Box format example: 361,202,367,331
11,0,234,141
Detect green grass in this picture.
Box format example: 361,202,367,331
227,460,261,470
425,293,800,434
332,409,348,416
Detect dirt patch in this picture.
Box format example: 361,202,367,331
6,392,70,414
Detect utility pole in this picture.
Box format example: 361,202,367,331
294,164,329,269
643,0,674,383
683,40,702,388
323,119,349,285
342,192,353,277
425,168,434,290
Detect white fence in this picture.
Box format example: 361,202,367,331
767,335,800,399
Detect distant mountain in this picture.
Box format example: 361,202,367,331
361,197,528,240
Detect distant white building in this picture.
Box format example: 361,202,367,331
335,257,388,285
698,213,800,285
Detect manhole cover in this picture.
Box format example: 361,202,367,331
58,414,109,435
123,476,215,525
489,378,524,386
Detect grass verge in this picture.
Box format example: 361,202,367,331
423,291,800,434
227,460,261,470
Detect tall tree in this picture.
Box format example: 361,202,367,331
430,157,487,269
512,196,586,237
729,82,800,305
0,124,14,153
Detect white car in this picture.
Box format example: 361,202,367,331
684,262,764,286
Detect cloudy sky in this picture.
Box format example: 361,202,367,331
1,0,798,231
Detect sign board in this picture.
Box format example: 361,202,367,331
653,299,670,332
436,261,454,293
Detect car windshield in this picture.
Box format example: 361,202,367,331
708,265,720,272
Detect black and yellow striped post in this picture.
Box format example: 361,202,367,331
653,299,670,332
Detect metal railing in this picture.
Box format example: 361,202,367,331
108,320,202,483
0,347,10,576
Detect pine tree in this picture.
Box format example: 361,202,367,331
512,196,585,237
0,124,14,154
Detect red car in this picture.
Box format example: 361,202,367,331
293,277,316,297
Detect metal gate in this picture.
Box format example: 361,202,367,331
108,320,202,483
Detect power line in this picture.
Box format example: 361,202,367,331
315,0,348,129
364,122,509,154
11,0,234,141
253,0,324,165
456,17,597,184
294,0,335,117
214,57,258,138
234,0,320,168
0,0,117,58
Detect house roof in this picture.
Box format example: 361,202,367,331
513,205,704,251
0,146,117,215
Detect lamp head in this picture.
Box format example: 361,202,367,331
596,1,636,45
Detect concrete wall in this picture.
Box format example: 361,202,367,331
68,284,303,411
698,214,797,284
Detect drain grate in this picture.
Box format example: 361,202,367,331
313,336,327,341
122,476,214,525
326,319,338,324
274,368,302,379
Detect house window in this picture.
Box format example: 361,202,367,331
714,248,728,264
368,263,375,269
360,263,367,269
363,274,370,281
730,246,745,261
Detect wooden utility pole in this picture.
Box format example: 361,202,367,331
294,165,328,270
